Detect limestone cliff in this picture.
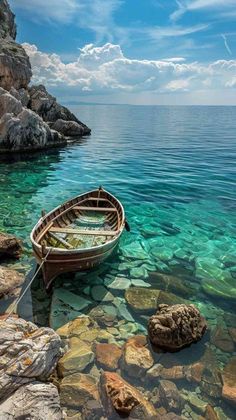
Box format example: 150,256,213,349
0,0,90,152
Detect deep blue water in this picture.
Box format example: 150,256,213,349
1,105,236,418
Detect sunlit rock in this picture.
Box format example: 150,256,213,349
95,343,122,370
122,335,154,378
148,303,207,351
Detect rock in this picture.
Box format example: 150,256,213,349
211,324,234,353
60,373,100,409
0,316,63,401
0,231,23,259
125,287,187,314
88,305,117,327
205,404,219,420
229,327,236,343
118,303,135,322
50,119,84,137
9,86,30,107
0,90,22,118
0,266,24,298
147,364,185,381
148,303,207,351
222,356,236,406
53,288,91,312
149,272,196,298
0,108,65,152
91,285,108,301
202,274,236,301
95,343,122,370
0,40,32,91
184,362,204,383
0,381,62,419
106,276,131,290
0,0,16,39
58,337,94,377
131,279,151,287
100,371,158,418
185,392,208,414
122,335,154,377
29,85,91,134
159,380,184,413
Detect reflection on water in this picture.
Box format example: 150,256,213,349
1,105,236,419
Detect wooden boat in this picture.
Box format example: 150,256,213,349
30,187,126,290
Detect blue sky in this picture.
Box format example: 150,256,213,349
9,0,236,104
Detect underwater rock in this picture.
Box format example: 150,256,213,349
58,337,94,377
0,231,23,259
0,381,62,420
147,364,185,381
159,380,184,413
95,343,122,370
130,265,149,279
60,372,101,410
205,404,220,420
229,328,236,344
0,316,63,401
100,371,158,418
88,305,117,327
53,288,92,312
182,391,208,414
131,279,151,287
125,287,187,314
222,356,236,406
122,335,154,378
106,276,131,290
122,241,149,260
201,275,236,301
118,303,135,322
148,272,196,298
91,285,108,301
148,303,207,351
211,323,234,353
0,266,24,298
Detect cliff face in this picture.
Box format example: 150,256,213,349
0,0,90,152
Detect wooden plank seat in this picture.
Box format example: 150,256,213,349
49,227,118,236
73,206,117,212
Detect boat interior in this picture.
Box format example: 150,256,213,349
38,195,120,250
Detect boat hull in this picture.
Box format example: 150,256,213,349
30,188,125,290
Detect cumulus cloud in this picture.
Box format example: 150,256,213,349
23,42,236,97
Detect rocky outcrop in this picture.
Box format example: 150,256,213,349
0,0,90,152
0,231,22,259
0,40,32,91
0,266,24,298
0,0,16,39
0,316,63,401
29,85,91,135
148,303,207,351
0,382,62,420
100,371,158,418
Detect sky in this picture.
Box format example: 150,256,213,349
9,0,236,105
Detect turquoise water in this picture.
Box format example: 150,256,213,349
1,105,236,418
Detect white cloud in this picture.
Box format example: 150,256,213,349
170,0,236,21
23,42,236,100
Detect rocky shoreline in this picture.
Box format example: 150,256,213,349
0,0,90,153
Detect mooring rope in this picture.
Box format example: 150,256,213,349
5,248,51,320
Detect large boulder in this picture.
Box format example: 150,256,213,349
50,119,85,137
0,316,63,401
0,0,16,40
0,108,65,152
29,85,91,135
0,266,24,298
0,381,62,419
0,40,32,91
0,231,23,259
0,90,22,118
148,303,207,351
100,371,158,419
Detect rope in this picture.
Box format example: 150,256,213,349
5,248,51,320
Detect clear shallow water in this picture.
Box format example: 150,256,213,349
1,105,236,418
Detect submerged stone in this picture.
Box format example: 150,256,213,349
53,288,91,312
106,276,131,290
201,275,236,301
58,338,94,377
125,287,187,313
122,335,154,377
222,356,236,406
148,303,207,351
100,371,158,418
95,343,122,370
60,373,100,409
